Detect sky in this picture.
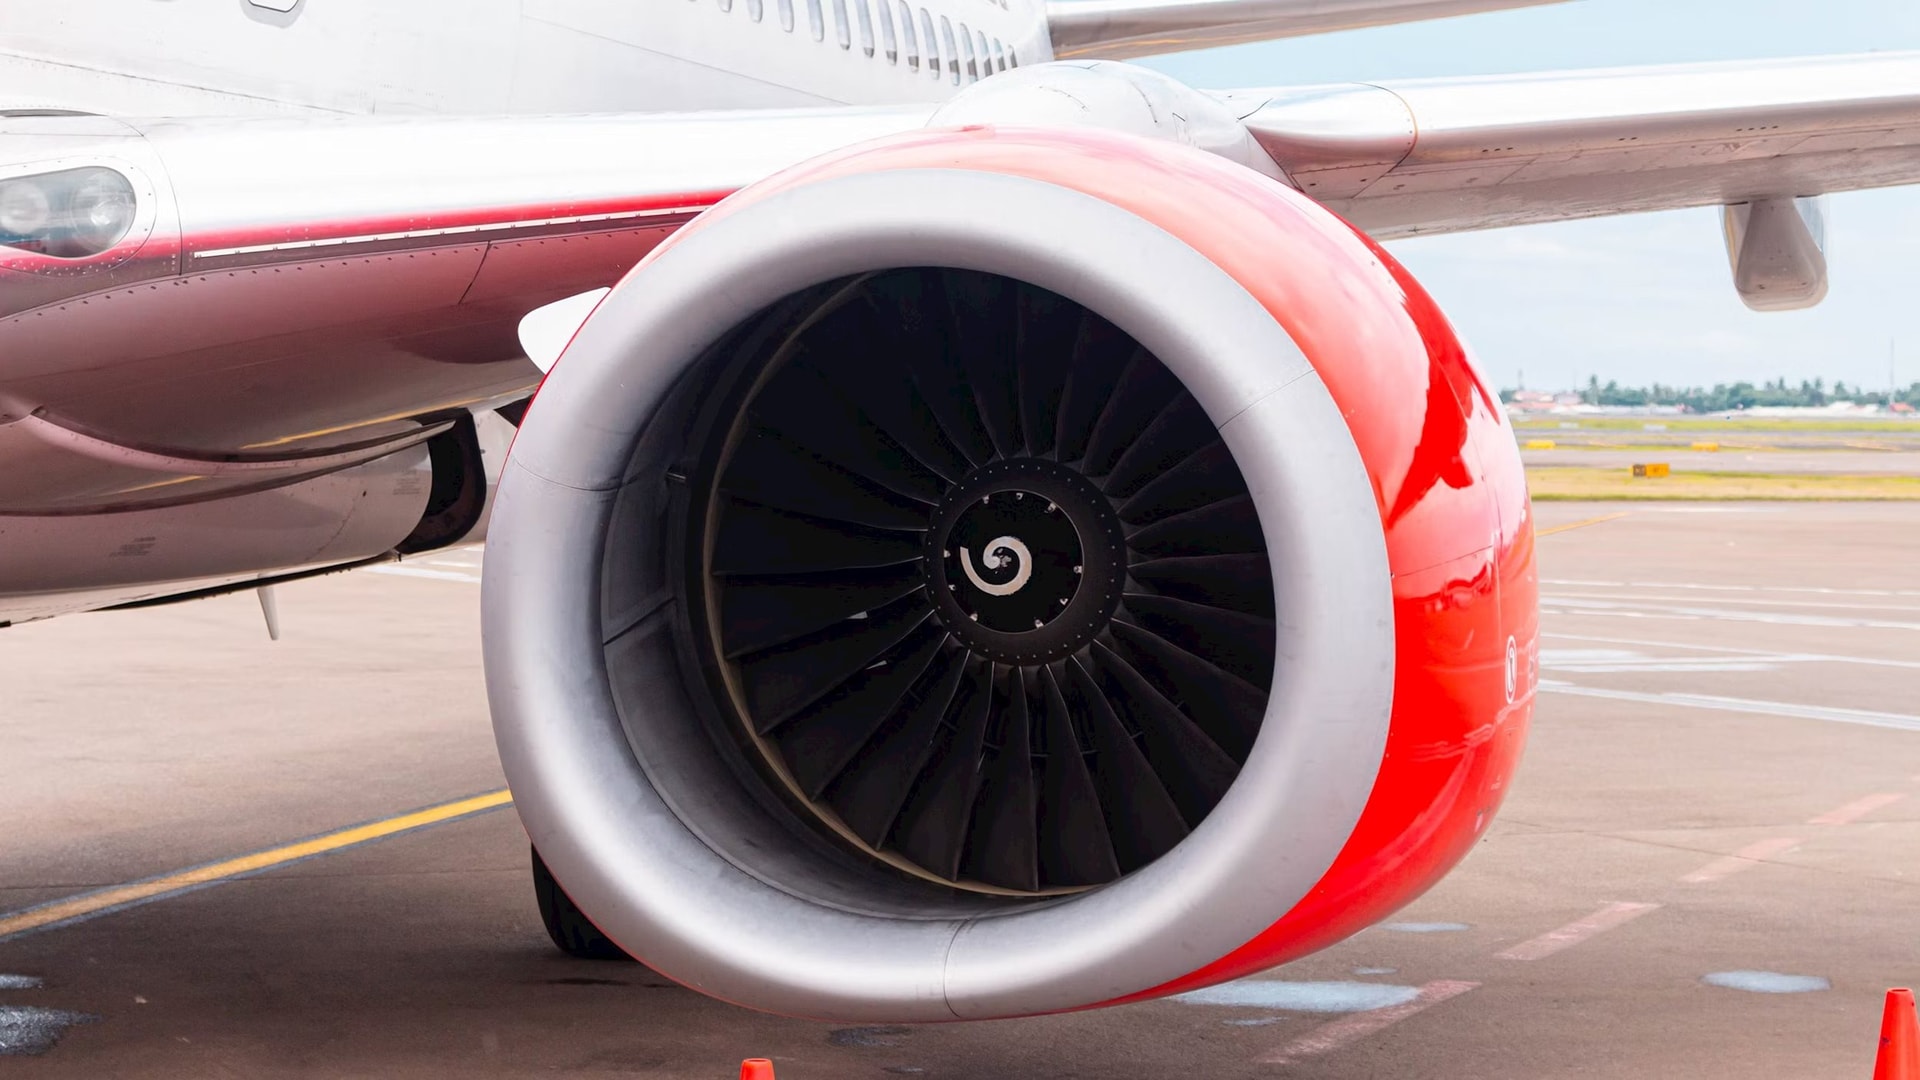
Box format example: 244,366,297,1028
1136,0,1920,393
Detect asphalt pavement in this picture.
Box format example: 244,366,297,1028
4,503,1918,1078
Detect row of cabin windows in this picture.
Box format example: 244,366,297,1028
702,0,1017,83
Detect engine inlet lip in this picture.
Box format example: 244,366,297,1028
486,163,1395,1021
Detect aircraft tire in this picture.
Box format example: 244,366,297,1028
532,846,633,962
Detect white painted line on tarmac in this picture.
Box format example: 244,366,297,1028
1543,579,1920,599
1539,648,1778,674
1542,633,1920,671
1547,591,1920,615
1539,682,1920,733
1680,837,1802,884
1259,980,1478,1065
1808,793,1908,826
365,565,482,584
1540,597,1920,633
1495,902,1659,962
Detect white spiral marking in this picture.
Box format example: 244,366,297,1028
960,536,1032,597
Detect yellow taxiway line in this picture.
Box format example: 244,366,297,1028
0,789,513,943
1536,511,1631,538
0,509,1628,943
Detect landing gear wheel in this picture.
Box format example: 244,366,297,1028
531,846,633,961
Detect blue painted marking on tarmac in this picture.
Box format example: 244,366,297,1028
1352,967,1399,976
0,976,42,990
1381,922,1470,933
1175,980,1421,1013
1702,971,1831,994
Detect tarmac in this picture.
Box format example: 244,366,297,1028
3,501,1919,1078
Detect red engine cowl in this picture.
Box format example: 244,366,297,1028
484,124,1536,1021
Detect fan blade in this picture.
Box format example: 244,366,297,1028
712,501,925,576
1120,594,1276,690
1117,441,1247,526
1089,641,1239,825
883,271,997,466
1052,317,1136,465
1127,553,1275,619
1035,664,1122,887
961,667,1040,892
1065,658,1189,873
751,355,950,505
891,659,995,880
1108,619,1268,762
720,563,928,658
722,429,932,531
736,596,934,725
827,645,973,847
1013,284,1081,458
1125,494,1265,559
942,270,1025,460
1079,349,1181,479
771,624,949,793
1101,395,1217,502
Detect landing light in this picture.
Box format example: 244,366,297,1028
0,166,137,258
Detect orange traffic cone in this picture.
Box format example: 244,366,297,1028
1875,989,1919,1080
740,1058,776,1080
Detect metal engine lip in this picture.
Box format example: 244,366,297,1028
485,164,1395,1021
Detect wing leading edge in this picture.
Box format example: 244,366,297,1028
1229,51,1920,238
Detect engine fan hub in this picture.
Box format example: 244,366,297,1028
925,458,1125,664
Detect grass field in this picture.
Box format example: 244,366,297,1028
1525,466,1920,501
1512,416,1919,434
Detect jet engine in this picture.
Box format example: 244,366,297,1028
483,125,1537,1021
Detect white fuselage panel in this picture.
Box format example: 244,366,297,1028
0,0,1053,116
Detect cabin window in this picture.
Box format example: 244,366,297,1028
746,0,763,19
991,37,1004,70
940,16,958,84
876,0,897,62
717,0,732,12
1007,46,1017,68
832,0,851,48
899,2,918,69
975,30,990,72
778,0,795,30
806,0,824,40
957,22,977,82
854,0,874,55
920,9,939,78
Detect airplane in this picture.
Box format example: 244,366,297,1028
3,0,1917,1024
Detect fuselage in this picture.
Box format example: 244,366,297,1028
0,0,1052,116
0,0,1059,622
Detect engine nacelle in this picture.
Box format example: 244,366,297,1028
484,126,1535,1021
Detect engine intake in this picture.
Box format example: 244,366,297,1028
485,127,1534,1021
678,267,1275,897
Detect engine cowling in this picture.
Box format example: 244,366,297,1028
483,125,1536,1021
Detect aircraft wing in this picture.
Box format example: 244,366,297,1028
1229,51,1920,238
6,50,1920,609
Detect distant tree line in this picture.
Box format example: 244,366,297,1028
1503,377,1920,410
